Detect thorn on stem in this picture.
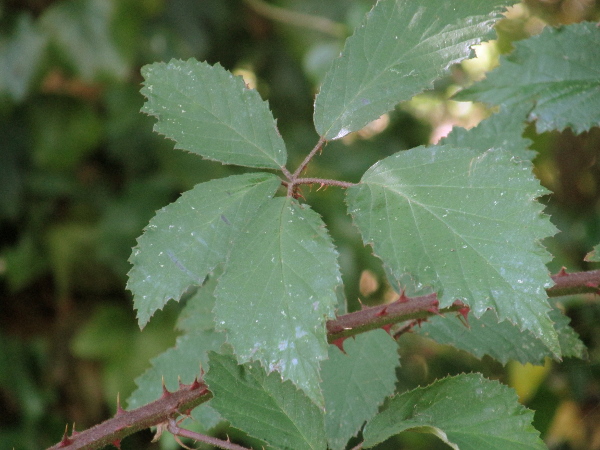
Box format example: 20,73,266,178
375,305,388,317
397,289,409,303
557,267,568,277
116,393,125,416
161,377,171,398
58,424,73,447
332,336,349,353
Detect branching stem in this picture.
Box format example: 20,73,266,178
49,269,600,449
283,136,356,197
167,418,250,450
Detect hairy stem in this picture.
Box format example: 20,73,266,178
49,269,599,449
48,381,212,450
292,136,327,179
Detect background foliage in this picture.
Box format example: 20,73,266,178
1,0,600,448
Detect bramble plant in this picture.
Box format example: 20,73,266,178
51,0,600,449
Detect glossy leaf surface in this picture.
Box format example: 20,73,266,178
314,0,516,140
141,59,287,168
346,145,559,354
214,197,341,407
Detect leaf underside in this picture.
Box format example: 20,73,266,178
141,59,287,168
205,352,326,450
128,173,280,328
363,373,546,449
456,22,600,134
321,330,399,450
346,145,560,355
314,0,518,140
214,197,342,407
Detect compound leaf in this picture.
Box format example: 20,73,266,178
440,102,536,161
314,0,517,140
321,330,399,450
456,22,600,134
416,307,586,365
128,173,280,328
205,352,326,450
363,373,545,449
141,58,287,168
214,198,341,407
346,145,560,355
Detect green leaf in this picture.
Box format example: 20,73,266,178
40,0,128,81
585,243,600,262
416,307,586,365
321,330,399,450
127,330,224,409
440,102,536,161
363,373,545,449
214,198,341,407
128,173,281,328
141,58,287,168
346,145,560,355
456,22,600,134
176,270,220,333
205,352,327,450
314,0,516,140
0,13,47,102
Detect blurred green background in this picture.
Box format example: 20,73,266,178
1,0,599,448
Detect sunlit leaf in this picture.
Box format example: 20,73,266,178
456,22,600,134
314,0,517,140
141,59,287,168
128,173,280,328
363,373,545,449
205,352,326,450
346,145,560,355
214,198,341,406
322,330,399,450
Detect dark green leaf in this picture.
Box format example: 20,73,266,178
205,352,326,450
416,307,586,365
440,102,536,161
214,198,341,406
363,373,545,449
456,22,600,134
321,330,399,450
141,58,287,168
128,173,280,328
314,0,517,140
346,145,560,355
127,331,224,409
